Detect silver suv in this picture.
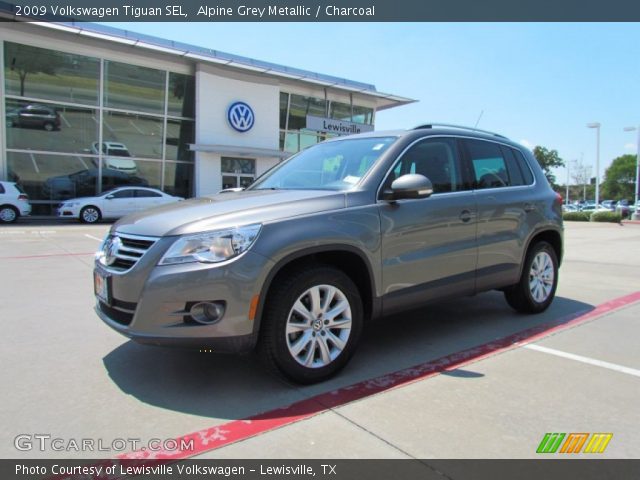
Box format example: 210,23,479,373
94,125,563,383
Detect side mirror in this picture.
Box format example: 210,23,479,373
105,194,115,200
381,174,433,201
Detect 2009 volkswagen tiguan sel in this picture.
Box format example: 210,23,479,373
94,125,563,383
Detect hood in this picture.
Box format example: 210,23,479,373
113,189,346,237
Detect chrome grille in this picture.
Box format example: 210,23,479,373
100,233,157,272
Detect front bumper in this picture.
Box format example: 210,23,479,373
94,243,274,353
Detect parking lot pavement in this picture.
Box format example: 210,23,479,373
0,221,638,459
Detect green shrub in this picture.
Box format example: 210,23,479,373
590,211,622,223
563,211,591,221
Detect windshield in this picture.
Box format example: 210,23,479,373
250,137,397,191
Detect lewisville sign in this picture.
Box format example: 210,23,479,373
306,115,374,136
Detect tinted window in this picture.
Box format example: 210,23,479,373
501,146,525,186
109,189,134,198
135,189,161,198
386,138,464,194
0,184,5,194
511,148,534,185
466,140,511,189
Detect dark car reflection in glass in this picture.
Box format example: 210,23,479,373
41,168,149,201
6,104,61,131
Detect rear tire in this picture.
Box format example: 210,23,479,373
259,265,363,384
504,241,558,313
80,206,101,224
43,122,54,132
0,205,19,223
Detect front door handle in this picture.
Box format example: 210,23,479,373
459,210,472,223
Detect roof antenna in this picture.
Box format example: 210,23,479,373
474,110,484,130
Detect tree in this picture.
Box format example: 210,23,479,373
601,154,637,200
7,44,62,97
533,146,565,185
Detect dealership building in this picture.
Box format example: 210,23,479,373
0,21,413,215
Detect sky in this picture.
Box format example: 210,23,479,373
105,22,640,185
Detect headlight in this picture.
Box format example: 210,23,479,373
159,224,262,265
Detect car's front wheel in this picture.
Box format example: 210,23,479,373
504,241,558,313
259,265,363,384
0,205,19,223
80,206,101,224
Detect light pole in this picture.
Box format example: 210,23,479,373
587,122,601,205
623,126,640,220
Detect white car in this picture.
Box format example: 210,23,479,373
90,142,138,175
57,186,183,223
0,181,31,223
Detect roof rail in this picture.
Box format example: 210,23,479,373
413,123,508,139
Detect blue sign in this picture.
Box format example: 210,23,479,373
227,101,255,132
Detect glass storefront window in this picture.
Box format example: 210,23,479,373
163,161,193,198
102,111,163,159
168,72,195,118
4,42,100,105
165,119,194,161
288,94,326,130
279,92,289,130
352,105,374,125
221,157,256,174
104,61,166,115
104,158,162,193
329,101,352,122
6,99,98,154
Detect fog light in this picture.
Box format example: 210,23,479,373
189,302,225,325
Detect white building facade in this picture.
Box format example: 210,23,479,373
0,21,413,215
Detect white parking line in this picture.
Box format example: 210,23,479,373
29,152,40,173
129,120,145,134
59,112,72,128
84,234,104,242
523,344,640,378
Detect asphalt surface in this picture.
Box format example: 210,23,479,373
0,221,638,459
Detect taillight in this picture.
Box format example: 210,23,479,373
555,193,563,205
18,194,29,201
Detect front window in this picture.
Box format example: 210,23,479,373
250,137,396,191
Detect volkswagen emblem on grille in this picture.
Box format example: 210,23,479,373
102,236,122,266
227,101,255,132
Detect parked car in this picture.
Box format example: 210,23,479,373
562,204,578,212
600,200,617,211
6,104,61,131
94,125,563,384
615,199,636,218
579,204,609,213
58,186,183,223
90,142,138,174
0,181,31,223
42,168,148,201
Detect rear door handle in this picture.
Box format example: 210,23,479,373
524,203,536,212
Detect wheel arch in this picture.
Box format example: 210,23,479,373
522,228,563,271
253,245,379,341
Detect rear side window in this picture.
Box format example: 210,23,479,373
465,140,511,189
510,148,535,185
0,184,5,194
110,190,134,199
135,190,161,198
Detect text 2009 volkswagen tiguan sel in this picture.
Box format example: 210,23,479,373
94,125,563,383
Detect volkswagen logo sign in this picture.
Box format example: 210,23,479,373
227,101,255,132
102,236,122,266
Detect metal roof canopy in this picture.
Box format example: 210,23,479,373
189,144,290,159
25,21,416,111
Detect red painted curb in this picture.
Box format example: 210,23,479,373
114,290,640,461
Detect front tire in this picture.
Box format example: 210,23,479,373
259,265,363,384
504,241,558,313
0,205,19,223
80,206,101,224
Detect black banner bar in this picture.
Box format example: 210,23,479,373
2,459,640,480
1,0,640,22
